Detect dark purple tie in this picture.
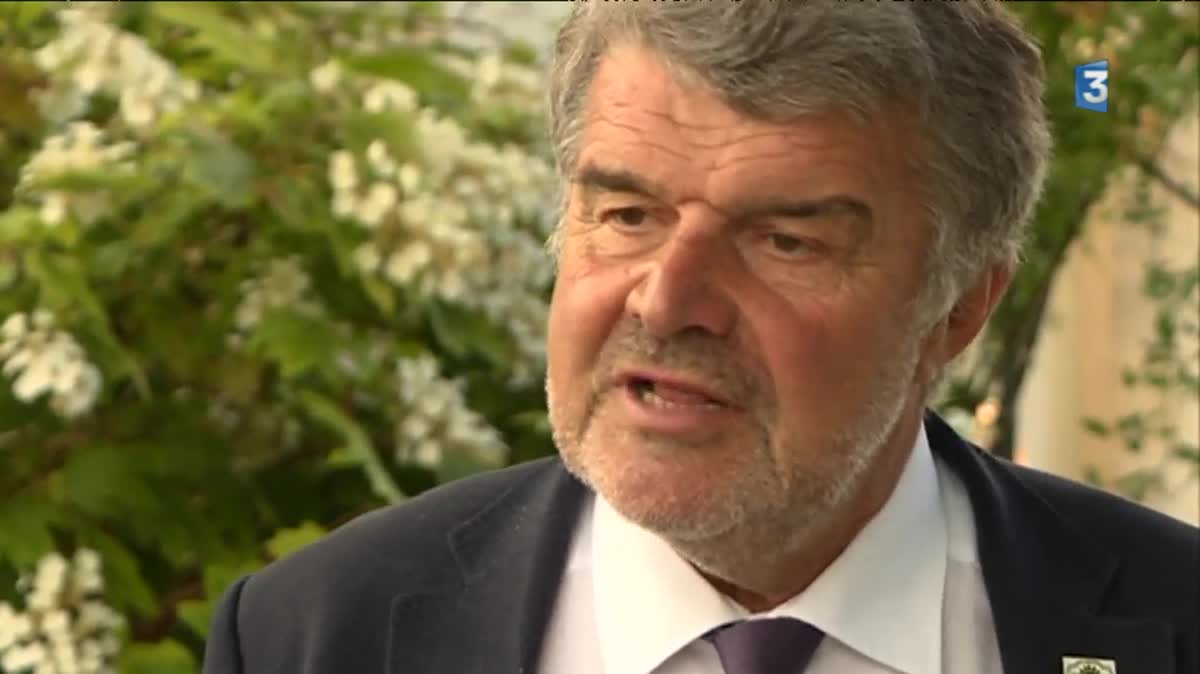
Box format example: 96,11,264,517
705,618,825,674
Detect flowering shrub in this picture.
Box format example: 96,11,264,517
0,550,123,674
2,2,1194,671
0,3,558,671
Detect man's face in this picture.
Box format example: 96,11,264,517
546,46,938,546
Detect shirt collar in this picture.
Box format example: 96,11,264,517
591,423,947,674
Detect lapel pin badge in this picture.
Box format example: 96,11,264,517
1062,656,1116,674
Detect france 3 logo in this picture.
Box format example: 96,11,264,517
1075,60,1109,113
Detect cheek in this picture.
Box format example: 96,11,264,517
754,302,837,394
749,290,886,418
546,257,637,395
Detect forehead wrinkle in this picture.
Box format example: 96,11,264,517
704,149,802,173
585,113,695,165
621,107,802,154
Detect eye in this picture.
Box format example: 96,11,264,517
768,233,816,254
602,207,650,228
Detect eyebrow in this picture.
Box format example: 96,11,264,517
573,164,668,200
736,195,873,225
573,162,873,225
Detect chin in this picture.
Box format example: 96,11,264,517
563,428,764,541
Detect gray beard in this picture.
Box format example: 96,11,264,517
547,322,925,593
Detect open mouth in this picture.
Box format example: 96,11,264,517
626,376,727,410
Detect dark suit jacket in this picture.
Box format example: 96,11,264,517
202,412,1199,674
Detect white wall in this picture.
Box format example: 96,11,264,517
1018,113,1200,525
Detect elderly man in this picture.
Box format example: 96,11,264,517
204,3,1197,674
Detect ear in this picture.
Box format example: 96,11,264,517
919,262,1014,376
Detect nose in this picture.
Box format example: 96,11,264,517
624,222,738,339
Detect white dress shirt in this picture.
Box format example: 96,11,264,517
537,423,1006,674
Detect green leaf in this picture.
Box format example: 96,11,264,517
129,190,200,249
26,249,105,324
203,561,262,605
0,496,59,568
428,301,515,367
342,110,422,164
265,521,327,560
343,48,471,105
76,527,157,617
1113,469,1165,503
248,309,340,380
59,445,160,521
0,206,41,244
119,639,197,674
1119,368,1139,388
175,599,214,641
151,3,276,74
90,241,135,282
1081,417,1110,437
1172,444,1200,465
298,390,405,504
7,1,53,30
436,449,503,485
0,252,18,290
359,275,396,316
27,170,143,194
24,249,151,398
181,126,258,209
1154,312,1177,345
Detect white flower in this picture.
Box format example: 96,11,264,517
413,440,442,467
39,192,69,226
436,270,468,302
0,313,28,344
332,192,358,219
328,151,358,192
41,610,71,639
366,140,396,177
413,111,467,174
0,549,123,673
75,602,121,635
391,355,507,469
1,314,103,419
0,603,32,651
3,641,47,673
74,61,107,95
355,182,398,228
231,258,323,336
398,163,421,195
352,243,382,274
96,633,121,658
19,122,133,187
73,548,101,577
399,413,433,441
363,81,418,114
52,363,101,419
119,89,157,128
34,7,198,132
398,196,434,227
309,60,342,93
477,52,503,90
383,241,433,286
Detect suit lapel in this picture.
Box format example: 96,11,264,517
387,462,587,674
927,412,1176,674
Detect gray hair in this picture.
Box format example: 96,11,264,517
544,1,1051,323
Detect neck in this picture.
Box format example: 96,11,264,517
680,409,924,613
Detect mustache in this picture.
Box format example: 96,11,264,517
591,320,759,402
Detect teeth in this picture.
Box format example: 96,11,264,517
638,384,721,410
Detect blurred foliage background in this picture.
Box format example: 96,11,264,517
0,2,1195,673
